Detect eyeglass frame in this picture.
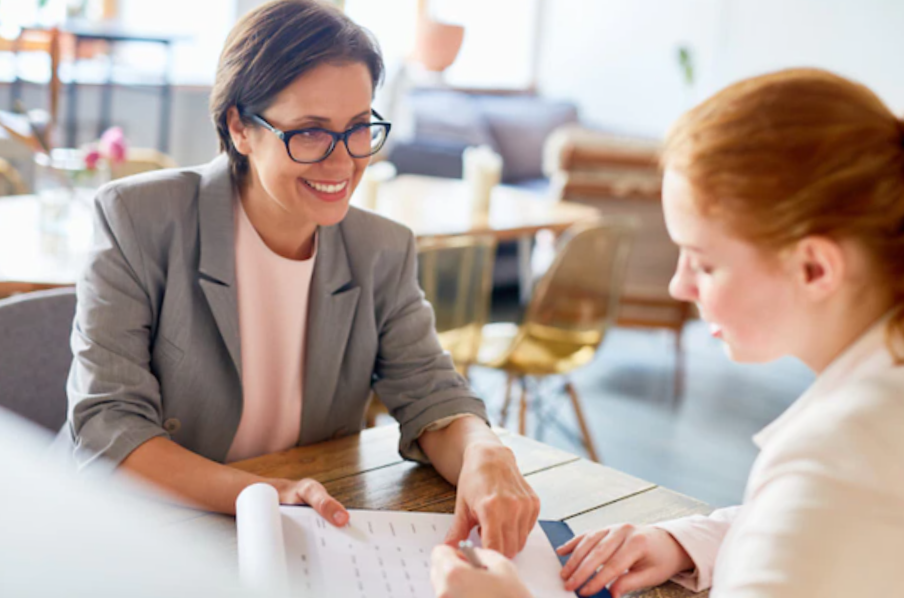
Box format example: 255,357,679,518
241,108,392,164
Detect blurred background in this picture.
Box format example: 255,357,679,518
5,0,894,507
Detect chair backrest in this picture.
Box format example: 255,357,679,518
417,235,497,369
524,218,635,349
544,127,692,332
110,148,178,180
0,157,28,196
0,287,76,431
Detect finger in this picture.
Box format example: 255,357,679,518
294,479,349,527
492,501,521,559
472,547,516,573
609,567,663,598
560,528,610,580
430,545,470,595
516,497,539,555
444,504,476,546
557,533,585,556
431,545,468,568
564,529,629,591
526,493,541,546
577,544,642,597
478,513,508,558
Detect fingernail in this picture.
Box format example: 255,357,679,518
333,512,346,525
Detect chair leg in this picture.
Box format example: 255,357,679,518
518,377,529,436
564,381,600,463
499,373,515,427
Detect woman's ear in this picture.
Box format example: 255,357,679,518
793,236,845,301
226,107,252,156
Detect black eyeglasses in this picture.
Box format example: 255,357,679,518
244,109,392,164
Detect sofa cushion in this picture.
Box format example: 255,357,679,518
474,95,579,183
407,90,498,150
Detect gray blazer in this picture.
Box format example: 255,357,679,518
64,155,488,471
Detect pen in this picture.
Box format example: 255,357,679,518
458,540,487,569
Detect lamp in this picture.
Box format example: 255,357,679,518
411,17,464,73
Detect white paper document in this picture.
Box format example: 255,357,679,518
236,484,572,598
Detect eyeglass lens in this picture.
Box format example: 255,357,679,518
288,124,388,162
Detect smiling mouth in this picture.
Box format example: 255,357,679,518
302,179,349,194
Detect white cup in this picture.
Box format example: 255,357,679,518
462,145,503,220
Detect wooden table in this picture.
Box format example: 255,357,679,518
169,426,710,597
0,174,600,298
364,174,600,242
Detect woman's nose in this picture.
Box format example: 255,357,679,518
669,259,697,302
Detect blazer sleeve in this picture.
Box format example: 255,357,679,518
66,185,169,471
370,231,490,464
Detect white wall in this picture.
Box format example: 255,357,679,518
537,0,904,138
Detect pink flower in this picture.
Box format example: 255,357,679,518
84,148,102,170
99,127,127,164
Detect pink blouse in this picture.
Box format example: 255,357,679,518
225,199,316,463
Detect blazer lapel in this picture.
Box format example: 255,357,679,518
197,155,242,379
300,223,360,444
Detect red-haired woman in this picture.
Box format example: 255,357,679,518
433,68,904,597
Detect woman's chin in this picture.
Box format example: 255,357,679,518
311,201,351,227
722,341,781,364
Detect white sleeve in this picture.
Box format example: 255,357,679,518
652,506,740,591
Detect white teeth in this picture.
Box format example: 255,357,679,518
304,179,348,193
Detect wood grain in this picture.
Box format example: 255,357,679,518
565,486,713,534
528,459,655,521
231,425,580,482
230,425,404,482
323,460,456,511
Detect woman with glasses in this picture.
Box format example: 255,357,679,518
62,0,539,557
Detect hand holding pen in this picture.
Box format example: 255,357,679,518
430,541,533,598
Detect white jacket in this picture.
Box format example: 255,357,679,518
655,315,904,597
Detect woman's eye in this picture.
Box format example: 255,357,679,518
691,262,713,275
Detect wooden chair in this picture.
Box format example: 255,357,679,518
544,126,693,403
417,235,497,377
476,218,635,461
110,148,178,180
0,158,28,196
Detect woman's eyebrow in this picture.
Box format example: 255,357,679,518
286,110,371,129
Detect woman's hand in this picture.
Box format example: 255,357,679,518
557,524,694,598
266,478,349,526
430,545,532,598
444,443,541,558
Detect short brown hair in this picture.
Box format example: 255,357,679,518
210,0,384,182
662,68,904,360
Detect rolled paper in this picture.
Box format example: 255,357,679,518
236,483,290,595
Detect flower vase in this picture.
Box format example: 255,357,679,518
34,148,109,235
